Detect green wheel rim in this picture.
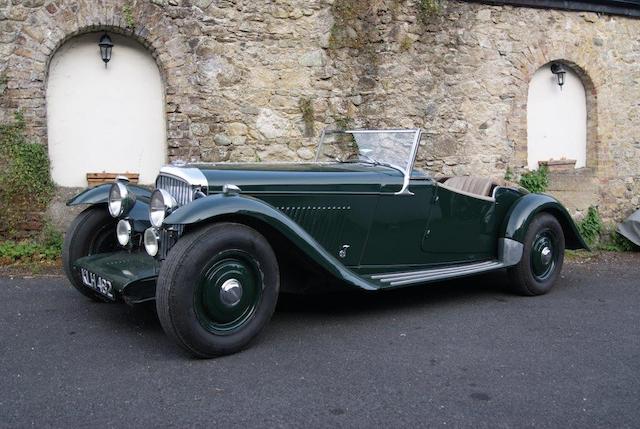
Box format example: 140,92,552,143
530,229,558,282
194,250,263,335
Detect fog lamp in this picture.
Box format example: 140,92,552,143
116,219,131,246
144,228,160,257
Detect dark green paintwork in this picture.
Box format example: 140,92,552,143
360,180,434,267
66,183,152,206
194,250,262,334
423,185,495,261
500,193,588,250
67,184,151,232
164,193,377,290
68,161,587,294
164,163,587,285
194,162,403,191
73,251,159,295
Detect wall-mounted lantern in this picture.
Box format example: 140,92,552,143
98,33,113,67
550,63,566,90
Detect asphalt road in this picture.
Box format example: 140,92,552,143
1,254,639,428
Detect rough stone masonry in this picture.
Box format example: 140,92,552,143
0,0,639,229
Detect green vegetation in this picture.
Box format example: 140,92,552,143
399,36,413,52
577,206,602,246
0,74,7,94
0,223,63,263
328,0,372,51
299,98,315,137
0,112,54,238
0,112,63,265
333,114,354,130
601,229,636,252
123,3,135,29
574,206,637,251
504,167,513,182
328,0,440,53
519,165,549,193
419,0,441,23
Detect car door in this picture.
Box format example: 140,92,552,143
358,178,436,267
421,183,498,264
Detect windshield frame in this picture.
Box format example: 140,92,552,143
315,128,423,195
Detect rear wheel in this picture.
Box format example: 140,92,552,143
62,205,119,301
156,222,279,358
507,213,565,296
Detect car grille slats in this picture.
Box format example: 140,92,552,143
155,173,194,259
156,174,193,206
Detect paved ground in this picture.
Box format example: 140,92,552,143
1,254,639,428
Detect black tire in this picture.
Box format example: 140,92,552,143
62,205,119,302
508,213,565,296
156,222,279,358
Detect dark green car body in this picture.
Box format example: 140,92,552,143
69,160,587,303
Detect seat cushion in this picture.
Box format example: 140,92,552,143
443,176,495,197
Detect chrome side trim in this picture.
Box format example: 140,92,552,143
158,166,208,188
369,260,505,287
498,238,524,266
367,239,523,288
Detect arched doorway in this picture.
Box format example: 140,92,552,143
527,63,587,171
46,32,166,186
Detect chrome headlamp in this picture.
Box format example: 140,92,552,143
108,180,136,218
149,188,178,228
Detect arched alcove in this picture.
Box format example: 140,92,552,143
527,63,587,171
46,32,166,186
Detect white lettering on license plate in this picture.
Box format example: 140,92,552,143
80,268,114,300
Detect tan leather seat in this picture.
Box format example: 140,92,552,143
443,176,495,197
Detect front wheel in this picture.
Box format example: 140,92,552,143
62,206,119,302
156,222,279,358
507,213,565,296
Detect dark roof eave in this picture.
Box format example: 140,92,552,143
462,0,640,18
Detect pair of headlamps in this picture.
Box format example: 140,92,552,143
144,189,178,257
108,178,177,256
107,179,136,247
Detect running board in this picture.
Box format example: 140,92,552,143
368,260,505,288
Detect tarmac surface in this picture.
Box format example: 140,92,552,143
1,253,639,428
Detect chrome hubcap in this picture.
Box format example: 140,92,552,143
219,278,243,307
541,246,552,265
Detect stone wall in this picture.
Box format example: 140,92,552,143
1,0,639,226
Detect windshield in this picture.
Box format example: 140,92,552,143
315,129,421,175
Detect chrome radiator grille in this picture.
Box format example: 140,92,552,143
156,174,193,206
156,173,193,259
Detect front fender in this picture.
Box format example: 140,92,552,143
163,194,377,291
67,184,151,231
66,183,152,206
501,193,589,250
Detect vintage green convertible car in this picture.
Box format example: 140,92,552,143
63,129,587,357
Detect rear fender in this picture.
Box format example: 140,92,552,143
501,193,589,250
163,193,376,290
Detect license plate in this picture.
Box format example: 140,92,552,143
80,268,115,300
